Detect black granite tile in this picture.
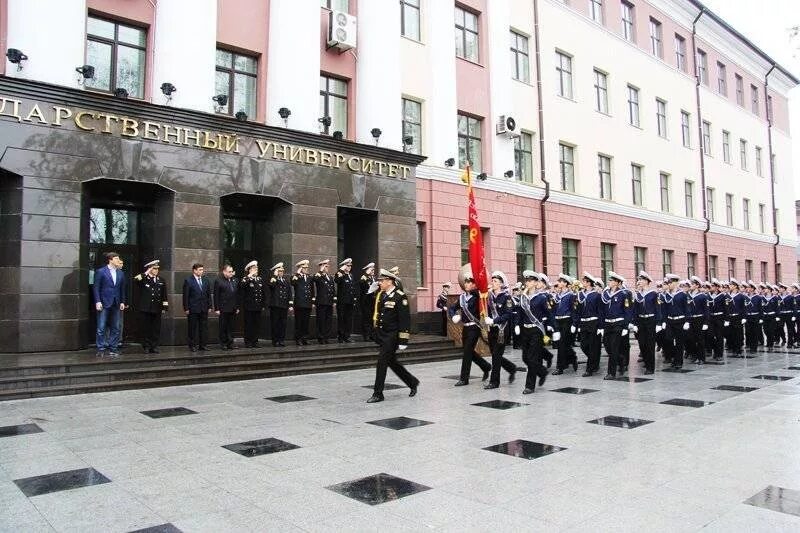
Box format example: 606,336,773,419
14,467,111,497
0,423,43,438
222,438,300,457
471,400,528,410
441,375,481,380
362,383,405,390
744,485,800,518
787,366,800,370
326,473,431,505
727,354,757,359
751,375,793,381
140,407,198,419
587,416,654,429
550,387,599,395
712,385,759,392
128,524,183,533
483,439,567,460
612,376,653,383
366,417,433,430
660,398,715,408
265,395,317,403
703,360,727,365
661,368,695,373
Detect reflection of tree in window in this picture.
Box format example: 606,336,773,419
89,208,137,244
223,218,253,250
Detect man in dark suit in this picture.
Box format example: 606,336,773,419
182,262,212,352
291,259,313,345
214,264,239,350
335,258,359,343
133,259,168,353
313,259,336,344
92,252,127,358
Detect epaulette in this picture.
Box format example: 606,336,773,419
270,278,276,283
361,275,367,281
315,272,321,277
397,290,405,296
291,275,297,281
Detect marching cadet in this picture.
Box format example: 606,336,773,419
778,283,794,347
133,259,168,353
792,283,800,348
708,279,727,361
762,284,780,348
389,265,404,293
239,261,265,348
514,271,551,393
449,270,493,386
359,262,377,341
268,263,291,347
601,272,634,379
727,279,746,355
291,260,313,346
335,258,359,343
213,264,239,350
688,276,710,364
511,282,523,349
662,275,691,369
552,274,579,375
577,273,604,377
744,281,763,353
366,269,419,403
436,282,452,337
483,271,517,389
633,271,659,375
313,259,336,344
619,279,635,374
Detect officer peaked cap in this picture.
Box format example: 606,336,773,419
339,258,352,267
637,271,652,282
270,262,284,271
144,259,160,268
362,262,375,271
245,260,258,271
376,268,398,282
295,259,309,268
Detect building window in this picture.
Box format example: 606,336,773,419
627,85,640,127
400,0,421,40
656,98,667,138
593,69,609,114
556,51,573,99
320,75,348,136
717,62,727,95
745,259,753,280
742,198,750,230
455,6,479,62
728,257,736,280
562,239,579,277
758,203,765,233
649,18,663,59
687,252,697,278
589,0,604,24
722,130,731,163
416,222,425,285
725,193,734,226
634,246,647,275
85,16,146,98
402,98,422,155
90,208,138,244
760,261,768,281
510,31,530,83
662,249,673,277
684,180,694,218
460,227,470,265
321,0,349,10
600,242,615,282
660,172,670,212
680,111,691,148
631,164,643,206
709,255,718,279
215,50,257,118
696,49,708,85
514,132,534,183
750,84,759,115
559,143,575,192
755,146,763,177
706,187,715,222
674,34,686,72
457,113,482,172
516,234,536,282
621,1,635,42
702,121,711,156
735,74,744,106
739,139,748,170
598,154,612,200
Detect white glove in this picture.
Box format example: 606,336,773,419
451,314,461,324
776,317,781,322
630,325,638,334
597,329,604,336
724,321,729,327
570,325,577,334
621,328,628,336
655,325,662,333
683,322,690,331
759,319,763,324
741,318,747,324
552,332,561,342
792,317,796,322
398,344,407,350
547,326,554,333
514,325,520,335
484,317,494,326
702,324,708,331
662,322,666,330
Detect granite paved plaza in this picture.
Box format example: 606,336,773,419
2,345,800,532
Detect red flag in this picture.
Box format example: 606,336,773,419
461,165,489,316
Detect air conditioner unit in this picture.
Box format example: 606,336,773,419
327,10,357,52
496,115,520,137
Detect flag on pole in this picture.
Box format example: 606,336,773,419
461,165,489,316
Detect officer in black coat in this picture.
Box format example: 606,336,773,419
239,260,265,348
268,262,292,347
436,282,452,337
359,262,377,341
213,264,239,350
133,259,169,353
335,258,359,343
313,259,336,344
291,260,313,345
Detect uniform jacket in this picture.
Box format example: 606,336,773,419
634,289,661,323
335,270,359,305
269,275,292,309
291,272,314,308
239,275,265,312
133,273,168,314
374,288,411,341
602,288,634,328
313,271,336,306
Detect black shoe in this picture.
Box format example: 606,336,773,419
483,383,499,389
508,371,516,384
714,356,723,361
454,380,469,387
644,369,654,375
572,359,579,371
190,347,198,352
409,385,418,397
538,373,547,386
582,371,593,377
545,355,553,369
228,344,236,350
343,338,352,343
96,350,105,358
603,374,615,380
277,342,285,347
697,360,704,365
296,340,302,346
637,357,644,363
366,395,384,403
199,346,207,351
522,388,534,394
338,338,344,343
301,339,309,346
482,369,490,381
220,345,229,351
551,369,564,375
150,348,159,354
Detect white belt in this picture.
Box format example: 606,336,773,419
555,315,571,320
747,313,760,316
764,312,776,316
712,312,723,316
638,314,654,318
464,322,477,326
523,324,536,328
691,314,703,318
581,317,597,322
668,315,684,320
605,317,624,323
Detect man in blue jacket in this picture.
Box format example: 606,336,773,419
92,252,127,358
183,262,213,352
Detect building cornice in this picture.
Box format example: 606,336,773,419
708,223,778,245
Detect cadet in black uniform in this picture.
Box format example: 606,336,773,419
133,259,169,353
313,259,336,344
601,272,634,379
367,269,419,403
436,282,452,337
359,262,377,341
213,264,239,350
449,274,492,386
239,260,265,348
291,260,313,345
483,271,517,388
335,258,359,343
632,271,660,374
268,262,291,347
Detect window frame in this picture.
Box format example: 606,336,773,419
742,198,750,231
600,242,615,283
514,132,534,183
649,18,663,59
415,221,425,285
457,112,483,172
755,146,763,177
598,154,612,200
750,84,760,115
706,186,715,223
722,130,731,163
717,61,727,95
687,252,697,278
627,84,640,127
631,163,643,206
215,49,258,118
656,98,667,138
510,30,531,83
621,1,635,42
455,5,480,63
556,50,574,99
589,0,604,24
662,249,674,278
85,14,147,98
516,233,536,282
400,0,421,41
702,120,712,156
659,172,670,212
739,138,748,171
708,254,718,279
319,74,349,136
680,110,691,147
401,97,423,155
674,34,686,71
559,142,575,192
725,193,734,226
634,246,647,275
684,180,694,218
593,68,609,114
562,238,579,277
735,74,744,106
696,48,708,85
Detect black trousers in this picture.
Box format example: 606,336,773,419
603,323,624,376
666,319,686,367
294,307,311,341
487,326,516,385
764,317,777,348
187,311,208,349
727,316,743,353
372,330,418,396
620,329,630,370
218,311,236,347
710,316,725,358
555,318,577,371
139,311,161,350
337,303,354,340
243,310,261,346
687,317,706,362
786,315,796,346
745,317,760,351
636,317,655,371
460,325,491,381
270,307,287,344
579,320,601,373
361,302,375,341
316,304,333,341
520,327,548,390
